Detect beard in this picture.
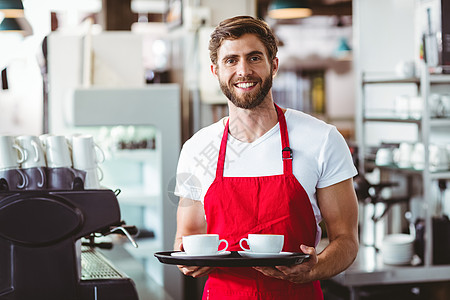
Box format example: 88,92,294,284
218,70,273,110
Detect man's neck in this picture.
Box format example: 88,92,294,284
226,100,280,143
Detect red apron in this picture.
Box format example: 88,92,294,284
203,104,323,300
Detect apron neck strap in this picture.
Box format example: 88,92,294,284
275,104,293,175
216,104,293,178
216,119,229,179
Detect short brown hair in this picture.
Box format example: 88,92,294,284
209,15,278,66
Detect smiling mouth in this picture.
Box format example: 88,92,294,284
235,82,257,89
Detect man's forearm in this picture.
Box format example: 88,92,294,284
310,234,358,281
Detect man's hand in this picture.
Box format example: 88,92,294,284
178,265,215,278
253,244,317,284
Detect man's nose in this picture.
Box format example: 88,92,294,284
236,60,252,77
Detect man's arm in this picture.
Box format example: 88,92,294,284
254,178,359,283
174,197,214,278
174,197,207,250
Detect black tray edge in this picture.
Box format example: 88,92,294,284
154,251,310,267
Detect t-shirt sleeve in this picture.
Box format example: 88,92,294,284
316,126,358,189
174,144,203,201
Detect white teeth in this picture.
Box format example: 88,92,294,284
236,82,256,88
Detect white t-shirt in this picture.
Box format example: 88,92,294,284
175,109,357,244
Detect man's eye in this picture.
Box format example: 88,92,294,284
226,59,236,64
250,56,261,62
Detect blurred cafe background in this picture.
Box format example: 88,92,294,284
0,0,450,299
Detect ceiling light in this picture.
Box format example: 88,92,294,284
268,0,312,19
0,17,32,36
0,0,24,18
0,17,20,31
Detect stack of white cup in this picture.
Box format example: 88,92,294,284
41,134,77,190
16,135,47,189
70,134,105,189
0,135,27,189
0,134,104,190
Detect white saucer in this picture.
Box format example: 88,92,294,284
238,251,294,258
171,251,231,257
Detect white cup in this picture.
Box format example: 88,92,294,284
429,94,446,118
411,143,425,170
429,144,449,171
239,234,284,253
375,148,394,166
39,133,53,150
182,234,228,255
45,135,72,168
395,60,415,78
0,168,27,190
394,95,410,119
83,167,104,189
71,135,105,170
22,167,46,190
16,135,46,169
0,135,25,170
441,94,450,117
395,142,414,168
408,96,422,119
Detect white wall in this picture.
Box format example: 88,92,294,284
354,0,418,146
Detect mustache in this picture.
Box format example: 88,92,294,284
232,76,261,84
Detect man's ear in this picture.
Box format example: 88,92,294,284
211,64,218,79
272,57,279,77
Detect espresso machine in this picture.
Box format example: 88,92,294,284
0,177,139,300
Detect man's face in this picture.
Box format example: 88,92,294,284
211,34,278,109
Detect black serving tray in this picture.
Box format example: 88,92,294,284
154,251,310,267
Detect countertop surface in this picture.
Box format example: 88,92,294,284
331,245,450,287
99,242,174,300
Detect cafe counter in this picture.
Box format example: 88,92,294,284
322,245,450,300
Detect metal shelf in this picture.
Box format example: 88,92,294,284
362,74,450,85
362,77,420,85
358,63,450,268
363,117,421,124
363,117,450,126
430,74,450,84
366,162,450,180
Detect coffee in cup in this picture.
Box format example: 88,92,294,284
182,234,228,255
239,234,284,253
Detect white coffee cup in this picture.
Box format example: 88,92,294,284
0,168,27,190
395,142,413,168
39,133,54,151
239,234,284,253
182,234,228,255
441,94,450,117
83,167,104,189
16,135,46,168
429,144,449,171
0,135,25,170
411,143,425,170
395,60,415,78
45,135,72,168
71,135,105,170
394,95,410,119
375,148,394,166
429,94,446,118
22,167,46,190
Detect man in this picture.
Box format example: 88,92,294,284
174,16,358,299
